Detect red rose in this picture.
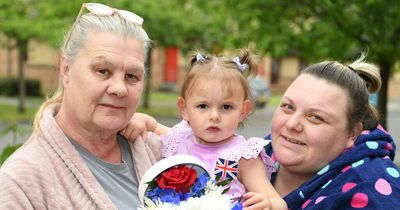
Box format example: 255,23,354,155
157,165,197,193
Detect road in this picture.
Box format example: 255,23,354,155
1,98,399,164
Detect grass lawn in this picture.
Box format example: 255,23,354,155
138,91,180,117
0,103,37,122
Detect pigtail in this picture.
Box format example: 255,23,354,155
237,49,259,77
187,51,209,71
186,53,197,70
188,53,198,67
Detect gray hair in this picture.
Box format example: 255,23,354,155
33,12,151,132
62,13,150,64
301,54,381,132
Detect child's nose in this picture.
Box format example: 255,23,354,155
209,108,220,121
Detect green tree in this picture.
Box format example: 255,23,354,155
304,0,400,129
120,0,221,107
3,1,397,129
0,0,80,112
1,0,34,113
218,0,399,129
123,0,211,51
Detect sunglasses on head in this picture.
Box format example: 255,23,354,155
64,3,143,49
79,3,143,26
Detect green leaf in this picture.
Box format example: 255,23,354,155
222,187,230,194
146,179,158,190
0,144,22,166
216,178,232,187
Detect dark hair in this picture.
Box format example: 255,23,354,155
301,55,381,131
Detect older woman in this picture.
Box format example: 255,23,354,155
0,3,161,210
265,56,400,209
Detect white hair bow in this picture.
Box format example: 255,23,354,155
232,56,247,72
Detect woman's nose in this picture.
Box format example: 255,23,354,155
285,113,303,132
107,76,128,97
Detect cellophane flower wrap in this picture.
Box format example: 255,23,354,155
138,164,242,210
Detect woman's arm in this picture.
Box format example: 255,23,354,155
239,157,288,210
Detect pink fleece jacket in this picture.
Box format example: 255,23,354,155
0,103,162,210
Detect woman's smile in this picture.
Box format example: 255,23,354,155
282,135,306,146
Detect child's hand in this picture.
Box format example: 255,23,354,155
120,113,157,142
242,192,272,210
120,117,148,142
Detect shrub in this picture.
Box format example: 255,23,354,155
0,78,42,97
0,144,22,166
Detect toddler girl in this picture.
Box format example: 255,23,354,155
123,50,287,210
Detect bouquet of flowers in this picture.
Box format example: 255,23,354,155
138,155,243,210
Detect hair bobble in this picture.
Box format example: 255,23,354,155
346,65,357,73
196,53,206,62
232,56,248,72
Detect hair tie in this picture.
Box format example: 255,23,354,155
232,56,248,72
346,65,356,73
196,53,206,62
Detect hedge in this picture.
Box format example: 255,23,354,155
0,78,42,97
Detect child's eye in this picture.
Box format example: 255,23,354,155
222,105,232,110
197,104,208,109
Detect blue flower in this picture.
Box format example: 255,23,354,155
191,173,209,197
180,192,191,201
140,158,240,210
146,186,162,198
231,201,243,210
145,171,213,205
159,189,181,205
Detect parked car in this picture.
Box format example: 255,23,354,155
248,76,270,108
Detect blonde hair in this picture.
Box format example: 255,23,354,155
180,49,259,127
32,12,150,133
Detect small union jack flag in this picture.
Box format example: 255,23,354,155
214,158,238,180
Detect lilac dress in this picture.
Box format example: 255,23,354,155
160,120,276,201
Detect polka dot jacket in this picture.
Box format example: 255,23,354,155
264,125,400,210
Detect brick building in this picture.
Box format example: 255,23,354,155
1,37,398,97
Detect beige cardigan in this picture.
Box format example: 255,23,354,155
0,104,162,210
